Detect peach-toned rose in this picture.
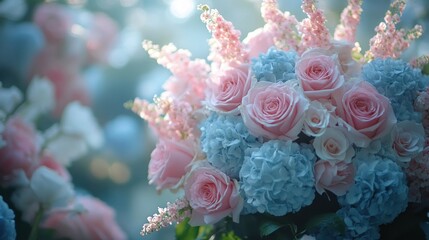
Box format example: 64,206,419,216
296,48,344,100
240,81,309,140
208,63,252,114
0,117,38,183
314,160,355,196
148,139,194,190
184,162,243,226
333,81,396,147
42,195,126,240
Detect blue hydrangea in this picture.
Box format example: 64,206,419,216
0,196,16,240
239,140,316,216
251,47,297,83
338,154,408,228
200,113,262,178
336,208,380,240
362,58,429,122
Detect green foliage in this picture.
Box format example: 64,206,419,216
176,218,199,240
423,63,429,75
305,213,346,234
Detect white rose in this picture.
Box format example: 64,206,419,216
391,121,425,163
303,101,333,137
313,127,355,163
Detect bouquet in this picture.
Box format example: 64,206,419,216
134,0,429,239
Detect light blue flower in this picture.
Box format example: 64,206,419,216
338,153,408,228
200,113,262,178
251,47,297,83
0,196,16,240
362,58,429,122
239,140,315,216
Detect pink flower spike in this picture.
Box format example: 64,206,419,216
140,198,191,236
365,0,423,60
298,0,331,51
334,0,363,43
410,55,429,69
260,0,300,51
198,5,248,65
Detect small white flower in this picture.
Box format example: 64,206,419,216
44,134,88,166
313,127,355,163
0,84,23,114
17,77,55,121
61,102,104,148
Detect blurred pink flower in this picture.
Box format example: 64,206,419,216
33,3,72,44
0,117,38,183
86,13,118,64
243,27,275,59
314,160,355,196
42,195,126,240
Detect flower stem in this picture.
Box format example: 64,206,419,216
29,206,44,240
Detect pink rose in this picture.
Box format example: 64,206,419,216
184,162,243,226
328,41,361,78
313,127,355,163
296,48,344,100
314,160,355,196
148,139,194,190
207,63,252,113
240,81,309,140
333,81,396,147
243,27,275,59
33,3,72,44
42,195,126,240
391,121,425,163
0,117,38,183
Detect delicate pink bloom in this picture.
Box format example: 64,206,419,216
332,81,396,147
42,195,126,240
328,41,361,78
391,121,425,163
241,81,309,140
334,0,363,43
302,100,334,137
296,48,344,100
314,160,355,196
148,139,194,190
184,162,243,226
86,13,118,64
33,3,72,44
243,27,275,59
313,128,355,163
0,117,38,183
298,0,331,50
207,63,252,113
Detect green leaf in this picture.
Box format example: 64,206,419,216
196,225,214,240
176,218,199,240
423,63,429,75
220,231,242,240
259,221,286,237
305,213,346,234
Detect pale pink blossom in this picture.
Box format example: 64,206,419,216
0,117,38,183
391,121,425,163
241,81,309,140
333,81,396,147
328,41,361,78
148,139,194,190
298,0,331,50
33,3,72,44
243,27,275,59
296,48,344,100
86,13,118,63
42,195,126,240
314,160,355,196
302,101,333,137
334,0,363,43
207,63,252,113
313,127,355,163
184,161,243,226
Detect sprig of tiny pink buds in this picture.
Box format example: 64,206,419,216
140,198,191,236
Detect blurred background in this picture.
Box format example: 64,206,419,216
1,0,428,239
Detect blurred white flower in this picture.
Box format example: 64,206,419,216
44,133,88,166
0,0,27,20
12,167,74,214
0,84,23,114
61,102,104,148
17,77,55,121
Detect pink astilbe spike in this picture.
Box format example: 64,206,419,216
298,0,331,51
334,0,363,43
261,0,300,51
410,55,429,69
140,198,191,236
131,95,197,140
198,4,248,65
365,0,423,60
142,40,210,106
